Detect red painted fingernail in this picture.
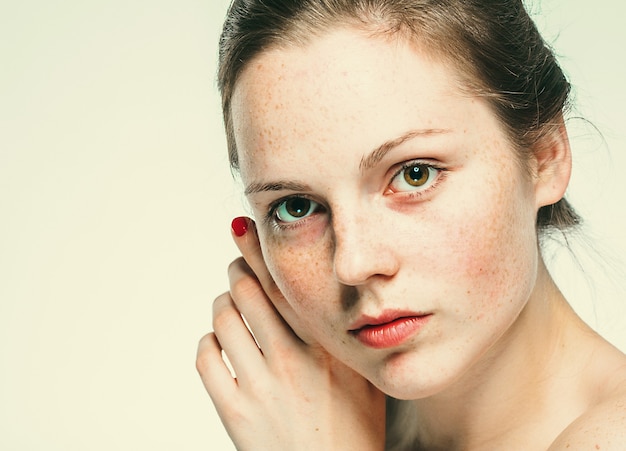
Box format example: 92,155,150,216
231,217,249,237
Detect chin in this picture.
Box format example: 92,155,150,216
365,350,468,401
376,379,446,401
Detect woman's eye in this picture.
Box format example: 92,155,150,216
274,197,320,223
389,163,440,193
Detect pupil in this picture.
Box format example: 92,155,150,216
286,198,310,217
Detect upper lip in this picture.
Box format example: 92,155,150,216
348,310,430,332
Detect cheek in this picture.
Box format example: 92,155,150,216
440,179,539,313
259,226,335,318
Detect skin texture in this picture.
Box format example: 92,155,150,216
198,27,626,450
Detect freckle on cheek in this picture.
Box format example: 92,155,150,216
265,242,325,309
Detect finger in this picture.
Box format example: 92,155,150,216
211,292,265,381
196,331,238,406
230,216,316,344
228,257,301,352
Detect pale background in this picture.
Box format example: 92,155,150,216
0,1,625,450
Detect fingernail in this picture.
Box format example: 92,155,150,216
231,217,249,237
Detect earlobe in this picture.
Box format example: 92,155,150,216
533,119,572,209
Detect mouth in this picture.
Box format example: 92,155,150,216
348,311,432,349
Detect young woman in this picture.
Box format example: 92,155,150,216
196,1,626,449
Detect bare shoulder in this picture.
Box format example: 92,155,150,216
549,392,626,450
549,359,626,450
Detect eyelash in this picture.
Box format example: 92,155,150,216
264,159,447,230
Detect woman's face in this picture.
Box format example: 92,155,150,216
230,28,544,399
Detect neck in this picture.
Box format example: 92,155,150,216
409,259,596,450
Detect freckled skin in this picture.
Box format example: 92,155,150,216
233,28,539,399
230,27,626,448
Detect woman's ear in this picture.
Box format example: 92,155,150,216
532,118,572,209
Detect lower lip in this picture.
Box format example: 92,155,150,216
352,315,431,349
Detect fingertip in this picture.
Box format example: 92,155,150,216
231,216,250,237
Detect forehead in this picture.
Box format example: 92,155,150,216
229,27,496,177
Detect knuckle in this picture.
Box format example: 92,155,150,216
273,344,303,367
212,309,234,333
212,291,231,312
195,333,216,375
231,272,265,302
218,400,249,427
212,293,239,331
195,351,209,376
227,256,246,275
196,331,213,349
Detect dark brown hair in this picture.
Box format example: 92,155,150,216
218,0,579,231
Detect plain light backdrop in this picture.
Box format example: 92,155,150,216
1,1,625,450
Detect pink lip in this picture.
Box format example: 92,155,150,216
349,311,432,349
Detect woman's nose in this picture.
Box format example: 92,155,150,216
331,214,399,287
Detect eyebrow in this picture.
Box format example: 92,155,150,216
244,180,310,196
244,128,450,196
359,128,450,172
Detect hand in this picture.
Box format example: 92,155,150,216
196,217,386,451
